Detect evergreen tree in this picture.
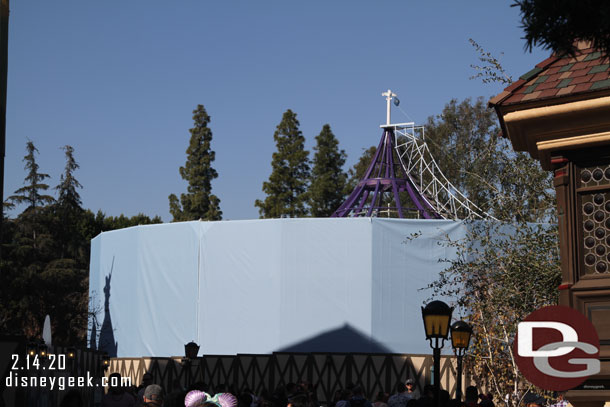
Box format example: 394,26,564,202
514,0,610,58
255,110,310,218
9,141,54,210
52,145,84,260
55,145,83,210
169,104,222,221
308,124,347,217
1,142,163,345
7,141,54,252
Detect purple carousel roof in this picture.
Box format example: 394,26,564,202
331,127,441,219
332,90,493,220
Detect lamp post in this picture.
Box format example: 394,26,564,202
421,300,453,407
184,341,199,360
101,352,110,371
38,344,48,360
450,320,472,402
66,347,76,372
26,342,37,358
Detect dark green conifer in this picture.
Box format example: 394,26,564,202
308,124,347,217
9,141,54,210
55,145,83,210
169,104,222,221
52,145,84,260
255,110,310,218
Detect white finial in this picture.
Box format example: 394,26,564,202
381,89,397,126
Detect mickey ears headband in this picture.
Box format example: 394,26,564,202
185,391,238,407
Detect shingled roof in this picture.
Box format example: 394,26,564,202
490,41,610,107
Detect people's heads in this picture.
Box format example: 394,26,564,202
108,373,124,394
340,389,352,400
523,393,546,407
405,379,416,392
286,383,298,395
188,381,209,392
422,384,434,398
375,391,389,403
287,394,310,407
440,390,450,406
216,384,229,393
298,380,313,392
333,390,343,402
480,395,494,407
185,391,238,407
395,382,406,393
142,373,153,387
238,392,253,407
464,386,478,403
144,384,165,406
59,389,83,407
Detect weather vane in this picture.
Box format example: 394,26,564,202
381,89,400,126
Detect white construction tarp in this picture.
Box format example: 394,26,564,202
89,218,466,357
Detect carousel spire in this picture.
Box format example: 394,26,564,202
332,90,441,219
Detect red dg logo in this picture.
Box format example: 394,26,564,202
513,305,600,391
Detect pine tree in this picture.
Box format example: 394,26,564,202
9,141,54,210
514,0,610,59
255,110,310,218
308,124,347,217
52,145,85,260
169,104,222,221
55,145,83,210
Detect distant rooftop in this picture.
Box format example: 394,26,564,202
490,41,610,107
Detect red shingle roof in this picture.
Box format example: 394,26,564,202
490,42,610,106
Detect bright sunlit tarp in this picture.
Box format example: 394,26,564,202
89,218,466,357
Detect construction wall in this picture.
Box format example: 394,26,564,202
89,218,466,358
107,352,471,402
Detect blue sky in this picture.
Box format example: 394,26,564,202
5,1,547,221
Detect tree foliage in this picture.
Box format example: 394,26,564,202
255,109,310,218
56,145,83,210
425,98,502,217
425,97,554,222
308,124,347,217
428,221,560,406
469,39,513,85
513,0,610,58
1,142,161,345
52,145,84,259
345,146,376,195
423,43,560,405
169,104,222,222
9,141,54,210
